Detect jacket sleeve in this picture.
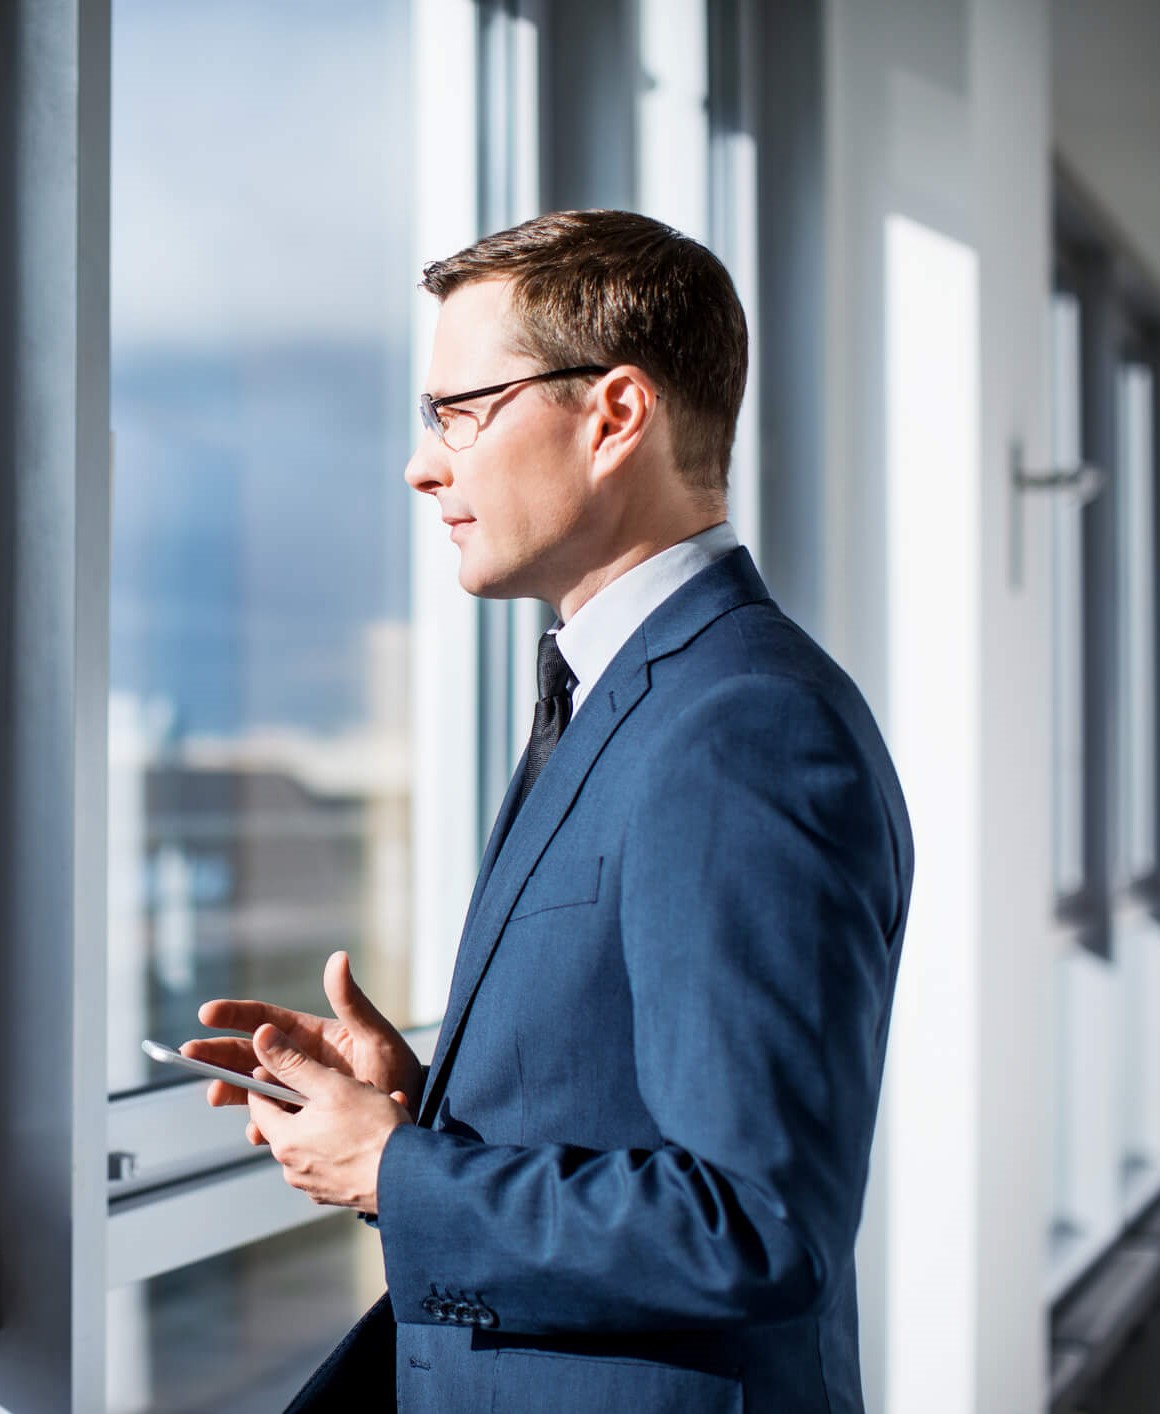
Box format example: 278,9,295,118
375,675,910,1334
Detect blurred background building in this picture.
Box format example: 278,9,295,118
1,0,1159,1409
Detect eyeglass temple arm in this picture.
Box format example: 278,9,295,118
428,366,608,412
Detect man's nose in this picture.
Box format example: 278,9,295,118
404,435,452,496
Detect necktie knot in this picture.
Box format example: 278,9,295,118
536,632,571,701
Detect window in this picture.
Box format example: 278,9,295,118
107,1219,373,1414
0,1,772,1403
104,2,454,1405
102,0,760,1404
1047,206,1160,1300
109,0,418,1093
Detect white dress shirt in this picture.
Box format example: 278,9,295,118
554,521,739,718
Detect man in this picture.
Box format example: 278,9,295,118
185,210,913,1413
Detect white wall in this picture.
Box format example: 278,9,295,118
825,2,1054,1410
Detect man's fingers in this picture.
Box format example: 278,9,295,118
323,951,393,1035
389,1090,416,1123
197,998,306,1034
253,1024,330,1093
205,1077,252,1108
181,1037,255,1071
179,1037,258,1107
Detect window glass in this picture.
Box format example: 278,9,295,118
106,1216,376,1413
108,0,420,1098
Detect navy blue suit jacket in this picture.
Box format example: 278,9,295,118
290,547,912,1413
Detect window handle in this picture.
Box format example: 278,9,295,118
1009,441,1107,588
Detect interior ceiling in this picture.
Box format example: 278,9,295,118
1053,0,1160,287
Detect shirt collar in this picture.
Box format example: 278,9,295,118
555,521,739,716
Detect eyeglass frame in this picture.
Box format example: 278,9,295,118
419,365,610,450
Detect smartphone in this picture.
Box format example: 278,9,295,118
141,1039,306,1107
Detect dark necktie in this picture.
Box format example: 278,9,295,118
516,631,573,809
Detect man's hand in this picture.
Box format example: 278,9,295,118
181,950,424,1120
247,1024,413,1213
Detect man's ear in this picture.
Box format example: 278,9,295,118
587,368,659,483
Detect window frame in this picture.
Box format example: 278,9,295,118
1049,239,1118,956
1048,274,1089,916
1114,341,1158,895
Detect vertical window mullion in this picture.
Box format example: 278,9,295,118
0,0,111,1408
476,0,548,835
1079,253,1119,957
1051,290,1087,903
708,0,761,558
1116,360,1157,888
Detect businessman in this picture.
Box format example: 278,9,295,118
185,210,914,1412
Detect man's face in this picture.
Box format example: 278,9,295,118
404,280,598,606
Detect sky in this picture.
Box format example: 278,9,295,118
111,0,412,350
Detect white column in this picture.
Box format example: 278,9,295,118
408,0,480,1024
884,213,983,1414
636,0,709,244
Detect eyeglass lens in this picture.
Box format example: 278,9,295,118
437,406,478,451
419,396,475,451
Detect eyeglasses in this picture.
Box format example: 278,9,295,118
419,365,609,452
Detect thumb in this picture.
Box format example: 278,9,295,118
324,950,392,1035
390,1090,416,1124
253,1024,330,1094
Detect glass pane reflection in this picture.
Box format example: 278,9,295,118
108,0,420,1095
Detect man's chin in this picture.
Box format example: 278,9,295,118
456,561,501,599
459,577,518,602
457,560,534,603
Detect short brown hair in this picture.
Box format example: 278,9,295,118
420,210,747,495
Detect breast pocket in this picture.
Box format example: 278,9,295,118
509,855,603,921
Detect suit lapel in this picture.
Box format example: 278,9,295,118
419,548,772,1124
420,647,651,1122
461,752,527,939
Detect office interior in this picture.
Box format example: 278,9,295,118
1,0,1159,1410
